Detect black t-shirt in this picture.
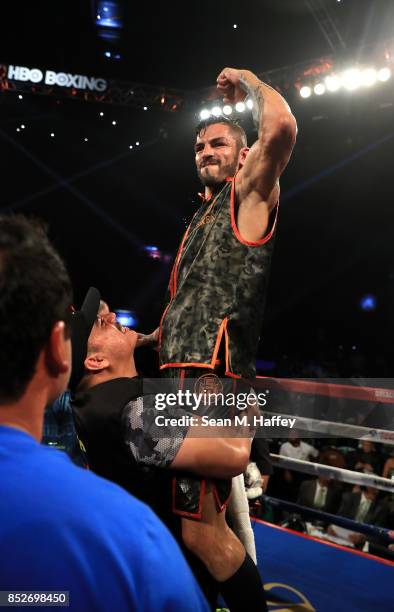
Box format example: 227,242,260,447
72,377,180,534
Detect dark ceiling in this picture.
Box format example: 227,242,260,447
1,0,394,376
2,1,394,87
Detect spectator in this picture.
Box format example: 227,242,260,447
297,476,341,514
327,481,390,549
279,431,319,500
382,455,394,480
0,215,208,611
368,504,394,560
335,483,389,547
343,486,388,524
352,441,383,474
279,431,319,462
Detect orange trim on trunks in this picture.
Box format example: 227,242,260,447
212,483,231,513
160,317,230,371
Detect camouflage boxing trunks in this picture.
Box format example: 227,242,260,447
162,366,251,519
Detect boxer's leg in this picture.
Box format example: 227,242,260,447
164,367,267,610
182,484,267,612
181,484,244,581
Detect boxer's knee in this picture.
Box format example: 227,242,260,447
181,518,245,581
181,517,208,555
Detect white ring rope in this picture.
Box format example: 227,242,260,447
270,453,394,493
262,410,394,445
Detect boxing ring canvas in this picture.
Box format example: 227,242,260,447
252,519,393,611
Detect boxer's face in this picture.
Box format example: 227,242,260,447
195,123,241,187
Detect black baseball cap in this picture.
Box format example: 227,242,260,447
69,287,101,393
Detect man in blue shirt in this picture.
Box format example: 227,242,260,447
0,214,208,612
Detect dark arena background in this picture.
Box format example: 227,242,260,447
2,0,394,377
1,1,394,610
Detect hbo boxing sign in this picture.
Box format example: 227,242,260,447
7,65,107,92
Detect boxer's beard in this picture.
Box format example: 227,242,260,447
197,158,238,187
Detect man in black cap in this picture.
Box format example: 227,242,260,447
72,309,255,519
69,287,102,392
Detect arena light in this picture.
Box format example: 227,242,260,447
300,86,312,99
115,310,138,328
300,62,392,100
144,244,164,261
96,1,123,29
359,295,377,312
378,67,391,82
314,83,326,96
325,75,341,92
200,109,211,120
199,101,255,117
361,68,377,87
341,69,362,91
211,106,222,117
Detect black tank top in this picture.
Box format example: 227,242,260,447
160,176,278,378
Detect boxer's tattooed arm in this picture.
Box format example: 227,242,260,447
239,72,265,136
239,71,292,138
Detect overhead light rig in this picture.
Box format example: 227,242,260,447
1,38,393,114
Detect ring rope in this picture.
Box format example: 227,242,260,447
270,453,394,493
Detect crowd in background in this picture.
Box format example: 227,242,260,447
248,434,394,561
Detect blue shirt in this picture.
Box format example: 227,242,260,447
0,426,208,612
